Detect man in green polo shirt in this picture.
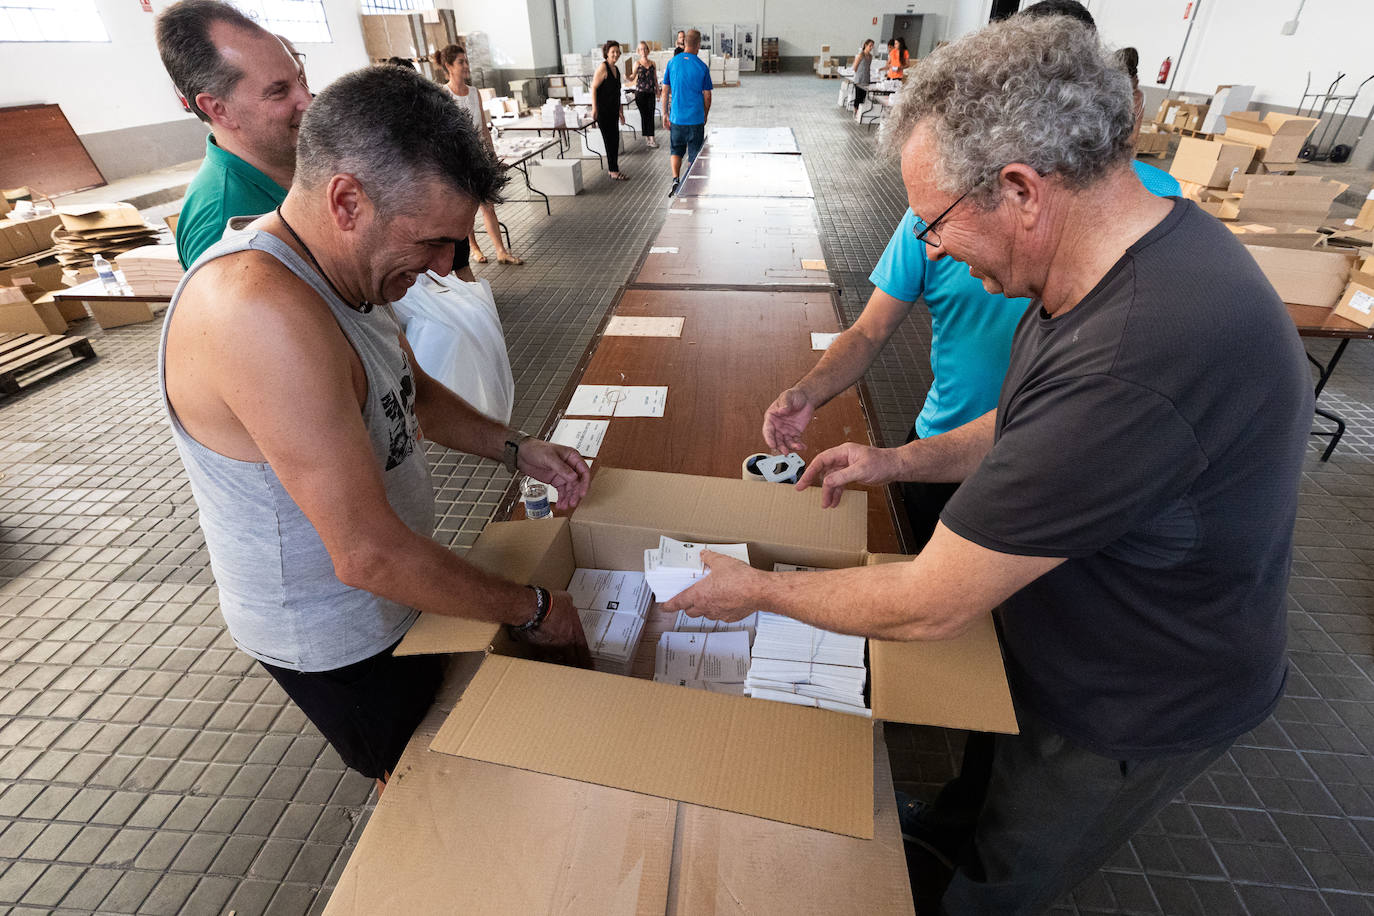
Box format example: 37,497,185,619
156,0,313,268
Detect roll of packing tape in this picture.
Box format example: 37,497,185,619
743,452,806,484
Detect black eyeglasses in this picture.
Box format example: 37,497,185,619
912,187,972,249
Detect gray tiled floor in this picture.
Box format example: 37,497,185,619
0,75,1372,915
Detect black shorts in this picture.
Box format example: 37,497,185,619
260,640,444,780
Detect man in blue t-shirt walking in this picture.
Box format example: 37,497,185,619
660,29,713,196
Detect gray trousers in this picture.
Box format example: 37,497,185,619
929,705,1232,915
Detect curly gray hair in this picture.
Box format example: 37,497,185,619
880,16,1134,207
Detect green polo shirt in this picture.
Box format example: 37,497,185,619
176,135,289,268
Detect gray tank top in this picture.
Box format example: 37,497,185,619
158,227,435,672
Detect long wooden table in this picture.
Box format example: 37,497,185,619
327,125,916,914
546,288,904,553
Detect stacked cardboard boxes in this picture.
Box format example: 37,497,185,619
814,44,836,77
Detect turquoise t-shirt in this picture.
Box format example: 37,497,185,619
869,209,1031,438
176,135,289,269
1131,159,1181,198
871,167,1179,438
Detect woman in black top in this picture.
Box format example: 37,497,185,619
629,41,660,148
591,40,628,180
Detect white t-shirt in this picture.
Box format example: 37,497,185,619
443,83,487,130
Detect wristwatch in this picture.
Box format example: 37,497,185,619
510,585,550,635
503,430,532,474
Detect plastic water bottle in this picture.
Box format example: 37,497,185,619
92,255,121,295
520,477,553,519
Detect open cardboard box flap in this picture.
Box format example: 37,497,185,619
400,468,1015,838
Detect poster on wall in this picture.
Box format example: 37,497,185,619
734,23,757,71
713,24,734,58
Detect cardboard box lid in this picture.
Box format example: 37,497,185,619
55,202,145,232
1223,111,1320,145
570,467,868,571
1245,243,1357,308
430,654,876,837
1237,175,1348,228
398,516,574,655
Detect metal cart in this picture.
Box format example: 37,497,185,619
1295,71,1374,163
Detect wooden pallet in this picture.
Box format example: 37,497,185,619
1176,127,1213,139
0,332,96,396
816,72,838,79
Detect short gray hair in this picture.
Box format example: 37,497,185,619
880,16,1134,207
295,65,506,213
156,0,261,124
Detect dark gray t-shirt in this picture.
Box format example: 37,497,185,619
942,199,1313,759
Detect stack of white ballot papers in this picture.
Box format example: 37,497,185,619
745,612,871,717
567,569,652,675
653,630,751,694
643,536,751,601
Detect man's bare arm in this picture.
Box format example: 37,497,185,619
763,288,913,452
665,523,1063,641
182,270,552,630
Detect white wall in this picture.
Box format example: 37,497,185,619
448,0,539,68
1090,0,1374,110
669,0,955,58
0,0,368,136
947,0,991,41
527,0,561,67
633,0,669,51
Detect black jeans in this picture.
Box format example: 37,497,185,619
900,428,959,550
919,705,1232,914
853,85,868,111
260,640,444,779
598,118,620,172
635,91,656,137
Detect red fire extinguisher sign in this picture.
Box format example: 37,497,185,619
1183,2,1192,18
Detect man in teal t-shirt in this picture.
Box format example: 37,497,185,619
156,0,312,268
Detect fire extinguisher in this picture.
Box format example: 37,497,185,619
1157,56,1172,85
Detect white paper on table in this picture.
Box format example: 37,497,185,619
649,246,679,254
604,316,684,338
613,386,667,418
811,332,841,351
659,536,750,570
565,384,620,417
550,418,608,457
654,630,751,684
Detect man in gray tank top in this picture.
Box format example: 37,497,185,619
159,66,591,791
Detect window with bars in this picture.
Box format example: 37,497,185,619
227,0,332,44
0,0,108,43
360,0,435,12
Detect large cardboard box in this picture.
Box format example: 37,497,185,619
1334,263,1374,328
1223,111,1320,164
1169,137,1256,188
0,214,61,259
0,286,66,335
55,202,145,233
396,468,1016,839
1236,175,1348,229
0,260,65,303
1354,189,1374,232
1245,242,1357,308
1135,127,1170,157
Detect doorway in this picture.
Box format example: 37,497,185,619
891,14,923,56
989,0,1020,21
